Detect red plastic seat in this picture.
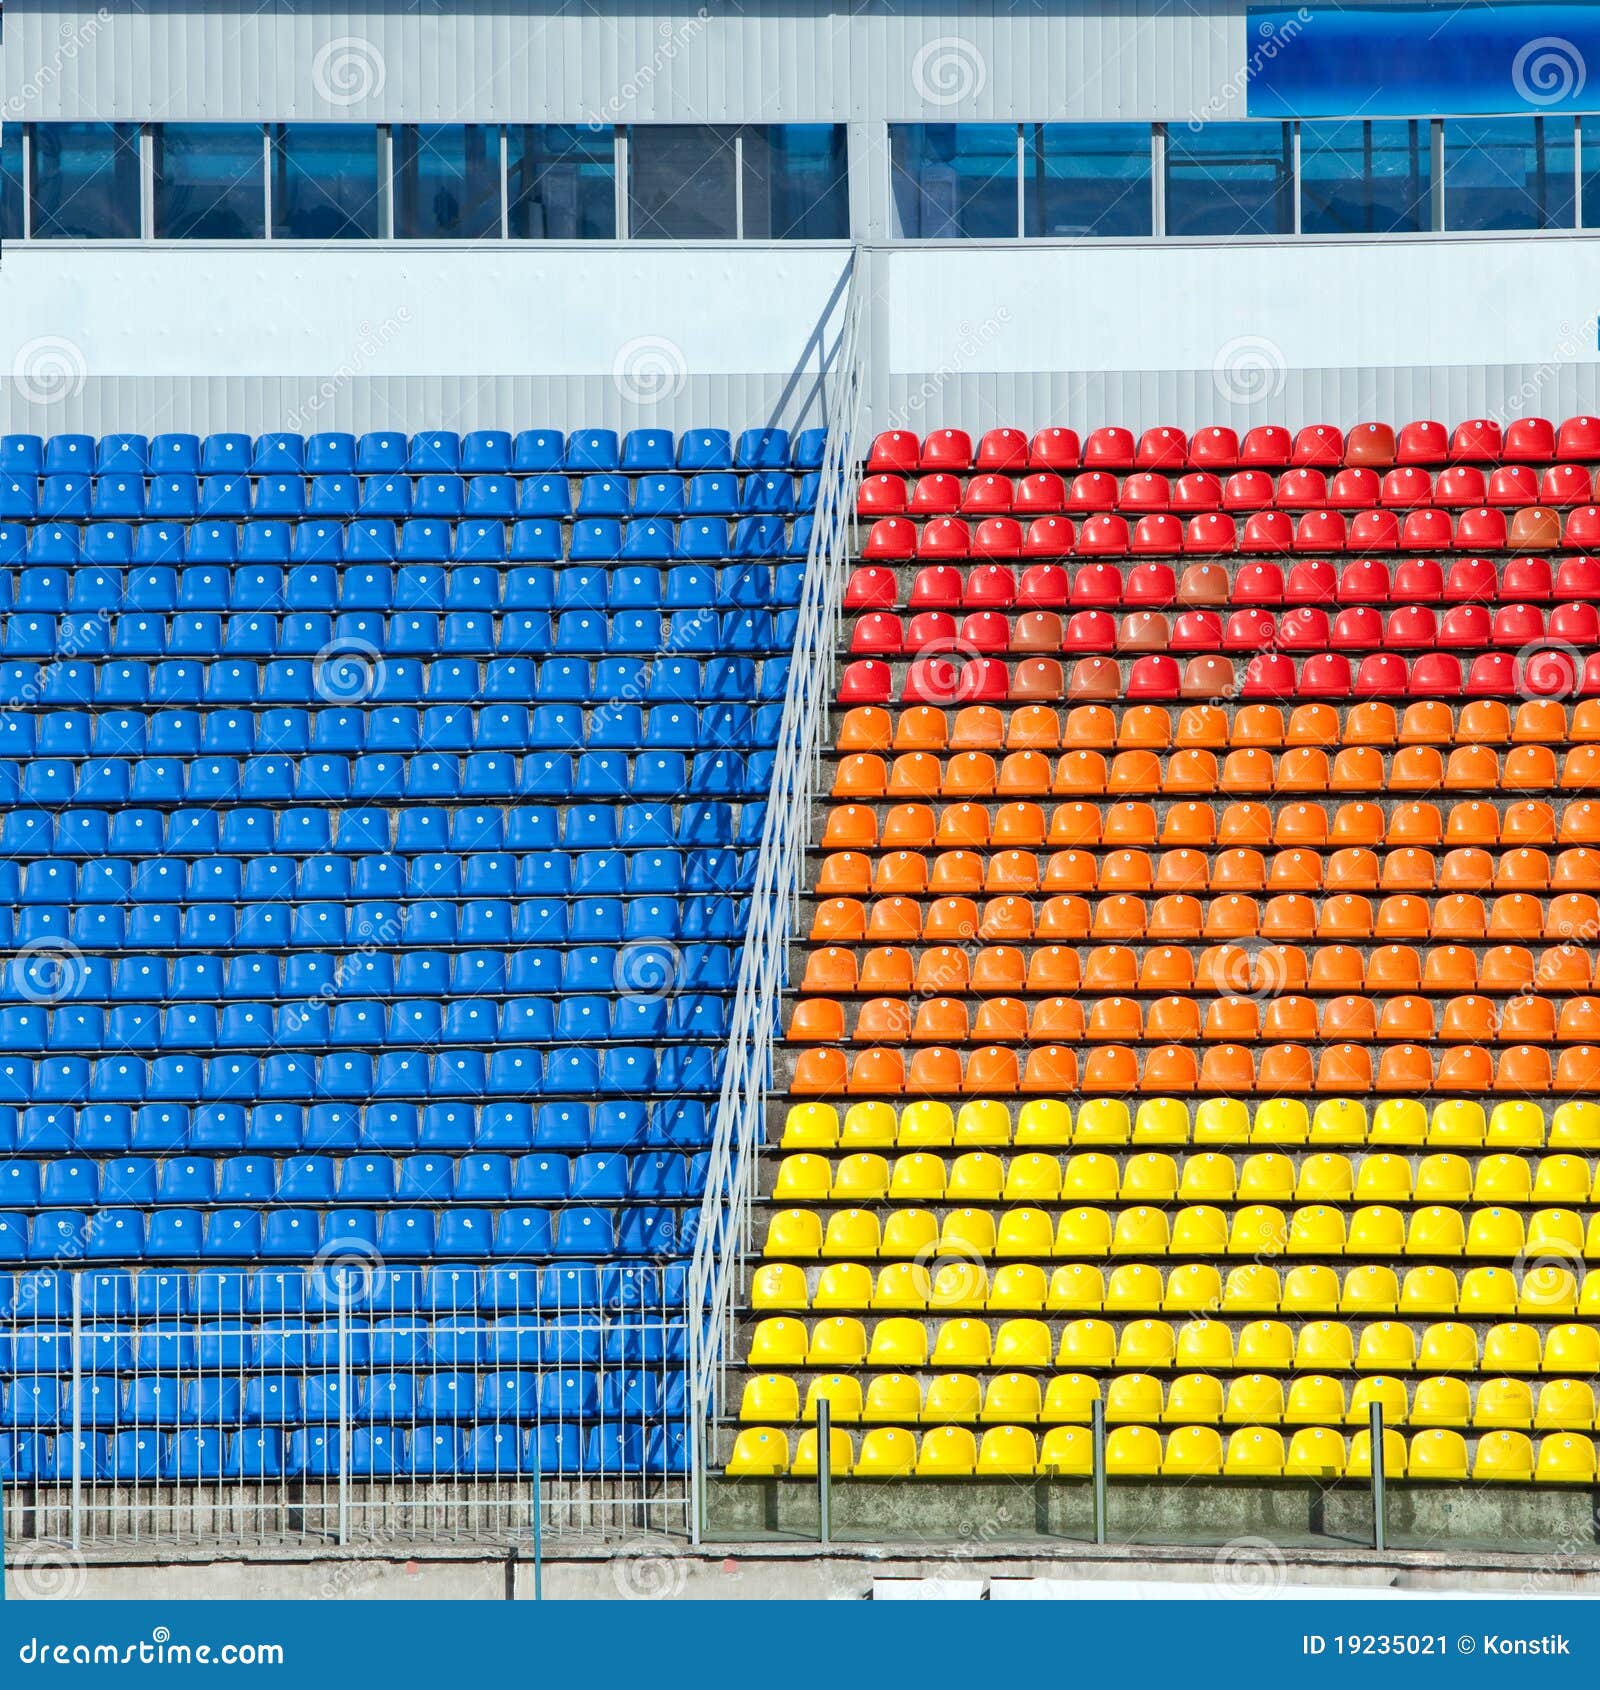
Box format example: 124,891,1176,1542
1392,557,1443,603
1124,562,1176,606
1384,605,1437,649
1502,556,1552,601
1332,605,1384,649
1189,425,1240,468
1068,562,1121,607
1454,507,1507,551
1126,655,1181,700
1541,464,1593,505
1505,417,1556,462
1337,559,1391,603
972,518,1023,560
850,612,904,655
964,563,1018,606
909,565,964,609
959,657,1011,702
977,427,1029,472
1294,510,1346,552
920,428,973,470
1119,472,1171,511
1077,514,1130,556
1018,563,1071,607
1184,513,1236,554
1223,469,1276,511
1132,514,1183,555
1240,425,1292,467
1067,471,1119,513
1029,427,1081,470
1563,506,1600,549
1225,608,1277,652
1409,652,1464,697
844,566,898,610
1487,464,1539,506
839,660,892,704
1439,603,1490,648
1276,467,1327,509
909,473,962,514
858,474,908,515
1491,603,1544,647
918,517,971,558
867,430,919,474
1550,601,1600,644
1354,653,1409,696
1285,559,1337,604
962,473,1015,514
1400,509,1453,551
1278,606,1330,651
1348,509,1400,551
1169,610,1222,652
1066,610,1117,653
1232,561,1284,605
1084,426,1135,470
959,610,1011,653
1137,426,1188,470
864,517,916,560
1558,556,1600,598
1174,472,1223,511
1345,422,1396,467
1015,472,1066,512
1328,467,1380,509
1397,419,1449,465
1380,466,1433,508
1241,653,1296,699
1466,652,1517,697
1292,425,1344,467
1241,511,1294,553
1449,418,1502,463
1436,465,1487,507
1444,556,1497,601
1023,517,1075,557
1557,416,1600,461
902,655,961,704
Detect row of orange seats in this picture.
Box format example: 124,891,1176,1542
786,992,1600,1047
859,463,1600,517
843,555,1600,610
828,745,1600,798
819,798,1600,849
790,1040,1600,1098
865,419,1600,475
816,846,1600,896
836,700,1597,753
860,506,1595,560
797,941,1600,998
846,602,1600,656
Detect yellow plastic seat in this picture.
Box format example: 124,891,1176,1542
1429,1099,1486,1146
1121,1152,1179,1203
1536,1433,1598,1483
1472,1377,1534,1429
896,1099,956,1146
1105,1425,1163,1476
1105,1372,1165,1424
1115,1318,1176,1370
1037,1424,1094,1473
1237,1152,1294,1202
977,1424,1040,1475
1224,1426,1286,1476
1340,1264,1399,1314
1518,1266,1579,1316
1489,1100,1547,1147
1221,1265,1281,1312
991,1317,1052,1370
1229,1205,1287,1256
1164,1372,1225,1425
1014,1098,1073,1145
1311,1098,1368,1143
841,1101,898,1147
1235,1320,1295,1372
1133,1097,1192,1143
987,1263,1048,1310
1346,1205,1406,1257
1534,1379,1596,1430
814,1263,875,1310
749,1317,808,1368
822,1208,883,1259
1295,1319,1355,1370
1398,1265,1458,1315
1409,1426,1470,1479
1160,1425,1223,1475
1355,1319,1417,1372
1369,1098,1428,1145
1004,1151,1065,1202
1163,1263,1224,1314
803,1374,866,1425
830,1154,888,1203
1074,1098,1131,1144
852,1427,914,1477
1175,1318,1234,1369
1458,1266,1516,1316
1284,1426,1346,1478
940,1208,998,1258
1057,1318,1115,1369
1296,1153,1355,1202
1287,1206,1347,1256
1527,1207,1584,1257
1473,1428,1534,1482
1281,1264,1341,1313
781,1103,841,1148
765,1209,824,1259
1353,1153,1412,1202
1417,1323,1479,1374
1054,1207,1113,1258
1285,1374,1347,1426
979,1373,1043,1427
1223,1372,1285,1425
1170,1205,1229,1254
1405,1206,1466,1257
994,1207,1052,1257
1178,1152,1236,1202
920,1373,982,1425
866,1317,928,1368
1347,1375,1409,1429
807,1315,867,1367
751,1262,810,1311
1533,1154,1590,1203
886,1152,946,1202
1047,1264,1105,1312
740,1374,801,1424
1415,1153,1471,1204
954,1099,1012,1145
1550,1100,1600,1148
1253,1099,1310,1143
931,1317,992,1368
1111,1206,1170,1256
1061,1151,1120,1202
1193,1097,1252,1143
867,1262,930,1311
1347,1426,1408,1477
946,1151,1004,1204
861,1373,922,1424
1104,1262,1164,1312
1543,1323,1600,1375
1465,1207,1525,1259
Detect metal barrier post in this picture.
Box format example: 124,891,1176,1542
70,1272,82,1551
817,1400,832,1546
1092,1399,1107,1546
1370,1402,1386,1554
337,1277,350,1548
532,1446,543,1602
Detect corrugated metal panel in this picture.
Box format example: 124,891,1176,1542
5,0,1257,124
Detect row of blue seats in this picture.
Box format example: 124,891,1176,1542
3,426,824,475
1,471,816,521
0,1262,686,1316
0,1101,714,1157
0,898,748,950
0,945,733,1003
0,749,775,804
0,1422,690,1480
0,1152,708,1207
0,995,730,1050
0,608,797,656
0,802,766,853
0,655,791,705
0,516,809,565
0,1203,692,1262
0,562,804,611
0,705,776,754
0,1045,727,1101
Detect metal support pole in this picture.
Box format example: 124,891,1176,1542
817,1400,832,1546
337,1277,350,1548
1370,1402,1386,1554
1091,1400,1107,1547
532,1448,543,1601
70,1272,82,1550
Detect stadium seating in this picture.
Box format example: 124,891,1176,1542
728,418,1600,1488
0,424,819,1482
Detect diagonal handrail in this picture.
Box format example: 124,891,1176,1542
686,248,868,1540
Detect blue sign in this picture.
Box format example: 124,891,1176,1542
1247,4,1600,117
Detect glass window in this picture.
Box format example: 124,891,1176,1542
1300,120,1430,234
2,125,24,242
508,125,616,239
1164,122,1293,236
628,126,737,240
742,125,849,239
153,124,265,239
891,125,1019,238
394,126,501,239
1445,118,1574,231
30,123,141,238
1584,123,1600,228
271,124,380,239
1026,124,1152,237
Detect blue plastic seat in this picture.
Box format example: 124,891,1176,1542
462,430,512,473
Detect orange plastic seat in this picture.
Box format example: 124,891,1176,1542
851,1048,908,1094
790,999,847,1043
866,897,923,942
792,1048,849,1094
926,851,980,894
1203,996,1260,1040
838,706,893,751
874,852,930,896
854,948,912,995
1497,1045,1554,1092
973,997,1031,1042
1257,1044,1315,1093
1321,995,1376,1040
1021,1045,1080,1092
1555,1046,1600,1091
811,899,866,943
1141,1045,1201,1092
1147,996,1202,1041
1198,1044,1256,1093
1316,1043,1374,1092
908,998,964,1043
1140,946,1197,990
972,946,1028,992
1500,994,1555,1043
1086,997,1144,1041
802,947,860,993
1376,1045,1433,1091
1157,848,1211,891
821,806,878,851
1080,1046,1139,1094
893,707,949,751
1029,996,1085,1041
1008,705,1062,749
982,895,1040,941
901,1047,958,1095
817,853,872,896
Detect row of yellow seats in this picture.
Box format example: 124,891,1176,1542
737,1368,1600,1431
751,1258,1600,1318
778,1097,1600,1150
725,1423,1597,1482
773,1148,1600,1207
763,1200,1600,1262
748,1314,1600,1375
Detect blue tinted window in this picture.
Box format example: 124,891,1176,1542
271,124,379,239
395,126,501,239
1027,125,1151,237
31,123,141,238
1165,123,1293,236
508,126,616,239
743,126,849,238
891,125,1019,238
154,125,265,239
1301,121,1430,235
1446,118,1574,231
628,127,737,240
1,126,23,242
1584,125,1600,228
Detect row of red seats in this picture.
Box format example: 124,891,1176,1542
787,992,1600,1046
836,700,1597,752
844,556,1600,610
848,603,1600,656
797,939,1600,997
860,463,1600,516
839,651,1600,706
867,419,1600,475
862,507,1596,560
790,1040,1600,1097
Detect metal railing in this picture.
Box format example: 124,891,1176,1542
686,249,869,1540
0,1262,688,1550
